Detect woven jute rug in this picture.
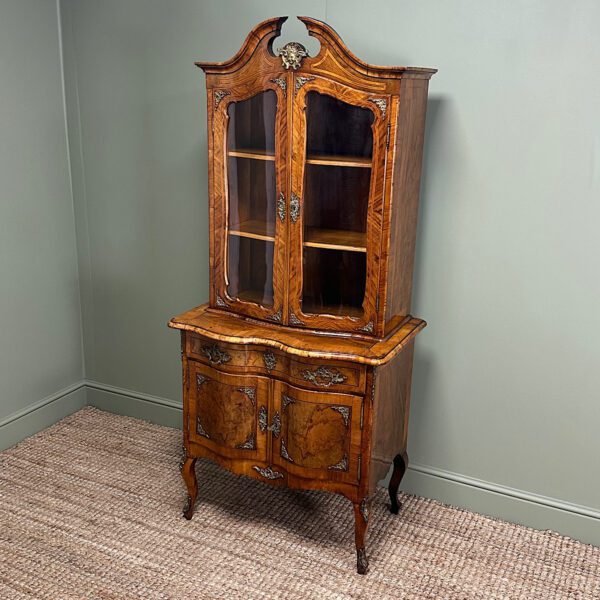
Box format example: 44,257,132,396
1,408,598,599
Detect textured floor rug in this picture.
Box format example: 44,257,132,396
1,408,598,599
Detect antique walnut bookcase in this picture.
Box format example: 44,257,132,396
169,16,436,574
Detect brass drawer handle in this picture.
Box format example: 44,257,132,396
201,344,231,365
301,366,347,387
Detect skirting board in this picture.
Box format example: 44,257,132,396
0,382,86,452
6,379,600,548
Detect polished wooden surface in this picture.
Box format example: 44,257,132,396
170,303,425,366
176,16,435,575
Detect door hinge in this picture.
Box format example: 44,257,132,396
360,400,364,430
386,123,391,149
358,454,362,481
376,296,380,311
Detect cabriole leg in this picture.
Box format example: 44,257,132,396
353,498,371,575
388,451,408,515
180,450,198,520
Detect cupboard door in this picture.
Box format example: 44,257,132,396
210,74,288,324
272,381,363,485
288,76,388,334
189,362,269,462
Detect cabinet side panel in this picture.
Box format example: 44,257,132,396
384,79,430,322
370,340,415,483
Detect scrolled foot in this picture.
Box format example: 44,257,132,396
183,495,195,520
180,453,198,521
388,452,408,515
356,548,369,574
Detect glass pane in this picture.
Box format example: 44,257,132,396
302,92,374,316
226,90,277,307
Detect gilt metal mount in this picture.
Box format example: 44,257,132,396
278,42,308,70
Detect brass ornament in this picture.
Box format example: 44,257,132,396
301,366,347,388
214,90,231,108
253,465,284,480
368,97,387,118
263,350,277,371
330,405,351,427
278,42,308,70
270,77,287,97
201,344,231,365
295,76,315,92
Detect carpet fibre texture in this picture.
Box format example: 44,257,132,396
1,408,599,599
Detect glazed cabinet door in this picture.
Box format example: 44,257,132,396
210,74,288,324
189,361,269,461
271,381,363,485
287,75,388,334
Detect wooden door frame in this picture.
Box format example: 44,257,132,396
271,380,363,485
287,74,388,335
189,361,270,462
210,73,288,324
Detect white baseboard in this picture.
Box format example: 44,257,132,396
4,379,599,548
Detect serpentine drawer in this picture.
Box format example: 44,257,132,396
186,333,366,394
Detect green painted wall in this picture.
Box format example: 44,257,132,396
0,0,84,438
57,0,600,543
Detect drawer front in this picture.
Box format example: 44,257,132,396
286,357,365,394
187,334,366,394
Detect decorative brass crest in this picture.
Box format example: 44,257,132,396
277,42,308,70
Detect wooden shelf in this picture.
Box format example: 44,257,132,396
306,154,371,168
229,220,275,242
228,149,275,162
301,302,364,318
304,228,367,252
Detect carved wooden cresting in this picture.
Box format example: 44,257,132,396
170,16,436,575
